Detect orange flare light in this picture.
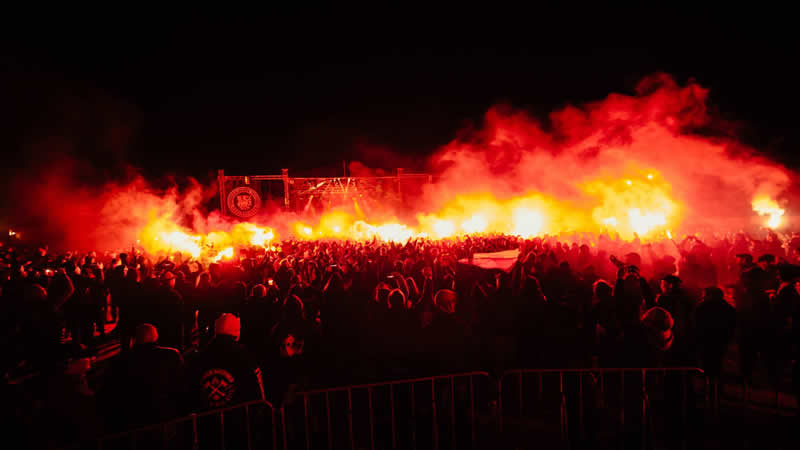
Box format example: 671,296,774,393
211,247,234,263
432,220,455,238
134,169,693,252
752,196,785,229
461,214,489,234
511,208,545,238
138,216,276,261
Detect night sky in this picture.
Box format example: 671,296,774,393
2,10,799,193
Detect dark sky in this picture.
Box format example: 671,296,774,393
2,10,800,187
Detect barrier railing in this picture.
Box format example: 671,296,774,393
96,399,279,450
717,377,799,413
89,366,798,450
499,367,708,450
294,371,491,450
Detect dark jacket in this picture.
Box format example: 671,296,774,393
186,336,265,410
103,343,186,428
694,297,737,376
151,286,184,349
695,298,737,350
656,289,695,337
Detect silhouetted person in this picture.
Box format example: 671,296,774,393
155,271,184,350
614,264,652,338
186,313,264,411
239,283,272,353
694,287,737,378
102,324,186,429
656,275,695,340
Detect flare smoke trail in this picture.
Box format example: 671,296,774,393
4,74,795,253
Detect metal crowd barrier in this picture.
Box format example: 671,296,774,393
294,371,491,450
90,371,492,450
288,367,713,450
96,399,279,450
717,377,799,412
90,366,800,450
498,367,709,449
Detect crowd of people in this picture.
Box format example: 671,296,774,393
1,230,799,447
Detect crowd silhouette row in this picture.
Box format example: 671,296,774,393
2,231,799,447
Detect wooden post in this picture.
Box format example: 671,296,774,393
282,169,290,211
397,168,404,201
217,169,227,216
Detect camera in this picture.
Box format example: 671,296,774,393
609,255,625,269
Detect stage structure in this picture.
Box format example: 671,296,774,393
217,169,433,218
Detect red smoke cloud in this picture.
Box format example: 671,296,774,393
5,73,796,252
424,74,793,233
9,157,215,251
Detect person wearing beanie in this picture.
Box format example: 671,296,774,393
620,306,691,368
434,289,458,315
215,313,241,339
641,306,675,352
186,313,264,410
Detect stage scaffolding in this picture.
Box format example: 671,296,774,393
217,169,433,218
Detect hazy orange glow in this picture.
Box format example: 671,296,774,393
21,75,791,255
752,196,785,229
260,169,685,242
210,246,234,262
461,214,489,234
132,165,794,258
131,165,789,259
138,217,276,261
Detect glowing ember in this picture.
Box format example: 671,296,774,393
752,196,785,229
